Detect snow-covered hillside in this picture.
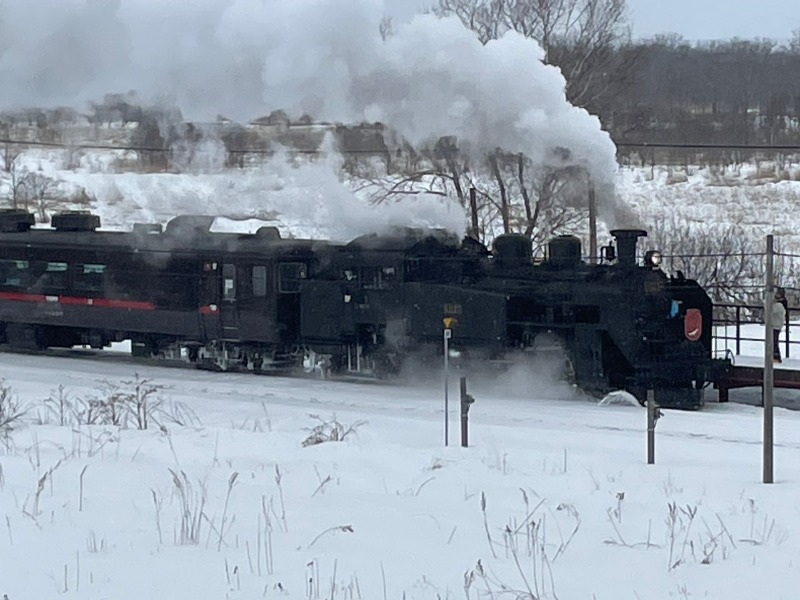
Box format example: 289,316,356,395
6,148,799,252
621,165,800,249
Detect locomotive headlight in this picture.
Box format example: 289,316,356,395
645,250,663,268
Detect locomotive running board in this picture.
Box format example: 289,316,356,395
717,364,800,402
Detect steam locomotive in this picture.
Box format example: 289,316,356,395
0,209,730,408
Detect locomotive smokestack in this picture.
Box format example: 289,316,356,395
610,229,647,267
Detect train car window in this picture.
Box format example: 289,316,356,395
279,262,307,293
223,264,236,301
342,269,358,282
360,266,395,290
252,266,267,297
361,266,380,289
574,305,601,324
24,261,69,291
34,261,69,290
405,259,421,281
0,259,30,288
74,264,106,292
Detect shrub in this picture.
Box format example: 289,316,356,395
0,379,27,446
301,414,366,447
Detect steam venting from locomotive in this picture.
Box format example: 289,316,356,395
0,0,634,228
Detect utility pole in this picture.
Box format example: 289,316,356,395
763,235,775,484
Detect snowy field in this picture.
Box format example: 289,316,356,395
2,350,800,600
2,152,800,599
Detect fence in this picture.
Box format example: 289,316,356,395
713,302,798,359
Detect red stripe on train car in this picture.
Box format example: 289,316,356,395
0,291,48,303
199,305,219,315
0,291,155,310
86,298,156,310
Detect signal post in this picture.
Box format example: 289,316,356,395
443,317,455,446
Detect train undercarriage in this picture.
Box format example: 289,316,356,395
0,319,715,409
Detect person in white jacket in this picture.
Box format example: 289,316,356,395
772,287,787,363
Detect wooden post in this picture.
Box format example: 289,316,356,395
459,377,476,448
763,234,775,484
460,377,469,448
647,389,656,465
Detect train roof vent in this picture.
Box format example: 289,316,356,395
255,226,281,239
0,209,35,232
165,215,215,237
132,223,163,235
51,211,101,232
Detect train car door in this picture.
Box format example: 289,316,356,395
199,260,222,339
235,264,275,344
220,263,240,339
276,261,307,343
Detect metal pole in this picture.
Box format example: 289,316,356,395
736,305,741,357
460,376,468,448
588,183,597,264
444,328,451,446
647,389,656,465
763,235,775,484
786,306,791,359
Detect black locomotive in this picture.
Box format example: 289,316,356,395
0,209,730,408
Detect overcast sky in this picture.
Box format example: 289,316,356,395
385,0,800,41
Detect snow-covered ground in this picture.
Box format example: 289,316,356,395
2,351,800,600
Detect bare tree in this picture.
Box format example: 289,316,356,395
433,0,508,43
790,28,800,55
21,171,59,222
1,145,28,209
352,136,589,249
646,215,765,308
379,16,394,41
435,0,638,108
484,151,588,252
1,143,20,173
488,151,511,233
351,136,484,237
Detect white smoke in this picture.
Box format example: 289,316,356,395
0,0,625,225
68,136,465,240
